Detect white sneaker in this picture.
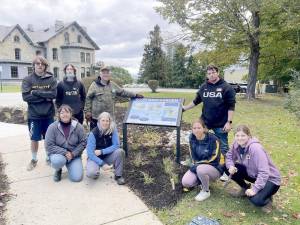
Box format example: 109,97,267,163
220,173,229,182
195,190,210,201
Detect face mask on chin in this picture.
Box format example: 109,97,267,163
66,73,75,80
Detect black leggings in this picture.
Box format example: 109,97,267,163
225,164,280,207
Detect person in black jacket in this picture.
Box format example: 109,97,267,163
56,64,86,124
182,64,236,181
21,56,57,171
182,119,223,201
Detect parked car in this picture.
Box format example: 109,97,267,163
239,83,247,93
228,83,241,93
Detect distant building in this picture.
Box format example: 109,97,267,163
0,20,100,83
224,65,248,84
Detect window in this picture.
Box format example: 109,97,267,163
14,35,20,43
80,52,85,63
53,67,59,78
81,67,85,78
86,67,90,77
15,48,21,60
77,35,82,43
52,48,58,60
64,32,70,44
11,66,18,78
86,53,90,63
36,50,41,56
27,67,33,75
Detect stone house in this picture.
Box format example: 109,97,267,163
0,20,99,83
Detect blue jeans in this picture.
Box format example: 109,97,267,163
50,154,83,182
212,128,229,155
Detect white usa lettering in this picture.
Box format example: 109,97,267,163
203,92,222,98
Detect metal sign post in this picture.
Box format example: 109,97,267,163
0,66,2,92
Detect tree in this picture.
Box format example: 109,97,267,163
170,43,188,87
138,25,168,86
185,55,206,88
258,0,300,86
156,0,268,99
109,66,133,85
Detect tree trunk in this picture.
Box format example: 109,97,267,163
247,11,260,100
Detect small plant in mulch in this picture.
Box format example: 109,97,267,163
141,171,155,185
163,157,179,190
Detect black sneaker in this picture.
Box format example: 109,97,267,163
27,159,38,171
53,169,62,182
114,175,126,185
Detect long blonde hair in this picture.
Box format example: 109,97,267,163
97,112,116,135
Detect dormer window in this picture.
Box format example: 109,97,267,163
64,32,70,44
15,48,21,60
77,35,82,43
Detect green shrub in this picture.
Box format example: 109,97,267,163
148,80,159,93
284,70,300,119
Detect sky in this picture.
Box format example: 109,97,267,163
0,0,181,77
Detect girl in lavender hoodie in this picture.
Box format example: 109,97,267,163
225,125,281,213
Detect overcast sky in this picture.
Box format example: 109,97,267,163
0,0,180,77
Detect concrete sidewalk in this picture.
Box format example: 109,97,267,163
0,122,162,225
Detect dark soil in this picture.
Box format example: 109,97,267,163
0,154,9,225
115,106,192,209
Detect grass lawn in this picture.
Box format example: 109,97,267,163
142,92,300,225
0,85,21,93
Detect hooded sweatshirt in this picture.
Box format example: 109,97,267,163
22,72,57,119
56,77,86,115
45,120,87,158
189,132,224,174
193,78,236,128
226,138,281,194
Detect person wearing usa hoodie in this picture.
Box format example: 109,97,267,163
225,125,281,213
182,64,236,181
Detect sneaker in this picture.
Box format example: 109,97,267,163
195,190,211,201
261,199,273,213
228,187,246,197
27,159,38,171
220,172,229,182
53,169,62,182
114,175,126,185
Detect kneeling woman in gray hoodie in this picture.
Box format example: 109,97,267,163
45,104,87,182
225,125,281,213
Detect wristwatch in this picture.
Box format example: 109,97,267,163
227,120,232,124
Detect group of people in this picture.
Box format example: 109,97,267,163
181,65,281,213
21,55,143,185
21,56,281,213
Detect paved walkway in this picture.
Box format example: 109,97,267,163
0,122,162,225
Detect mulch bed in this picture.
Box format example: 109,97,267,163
0,155,9,225
115,106,192,209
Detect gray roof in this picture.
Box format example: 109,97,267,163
0,21,99,50
0,25,14,41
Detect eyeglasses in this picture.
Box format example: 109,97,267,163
35,62,45,66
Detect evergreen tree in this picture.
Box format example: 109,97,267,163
138,25,167,86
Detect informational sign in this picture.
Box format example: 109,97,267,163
124,98,183,127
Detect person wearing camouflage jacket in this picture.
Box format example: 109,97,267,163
84,66,143,130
